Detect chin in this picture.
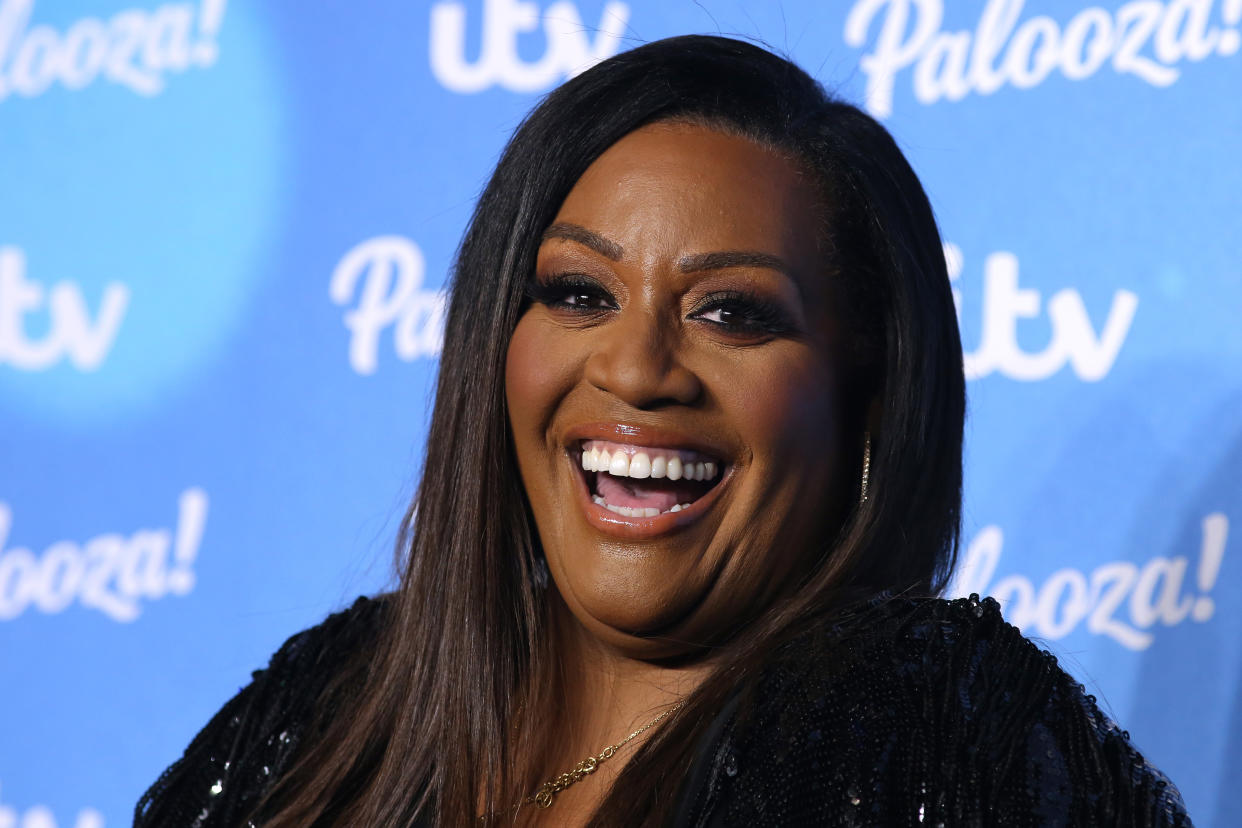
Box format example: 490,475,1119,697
548,559,719,656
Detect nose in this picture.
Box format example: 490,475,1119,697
583,307,703,409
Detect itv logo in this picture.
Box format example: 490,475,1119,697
0,246,128,373
947,244,1138,382
430,0,630,94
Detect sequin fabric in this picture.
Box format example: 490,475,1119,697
134,596,383,828
674,594,1191,826
135,594,1192,826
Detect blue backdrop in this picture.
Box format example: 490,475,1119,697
2,1,1239,824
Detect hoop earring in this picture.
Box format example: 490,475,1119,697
860,431,872,504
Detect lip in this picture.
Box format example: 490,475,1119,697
564,422,733,459
564,422,735,540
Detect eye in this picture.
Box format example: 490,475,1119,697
690,290,795,337
526,274,618,313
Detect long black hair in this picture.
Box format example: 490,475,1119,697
258,34,964,826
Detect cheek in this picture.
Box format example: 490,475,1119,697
706,351,843,609
715,347,838,466
505,314,577,451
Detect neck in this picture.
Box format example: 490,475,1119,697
554,592,710,728
475,592,714,825
502,594,712,817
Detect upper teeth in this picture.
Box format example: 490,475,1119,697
579,441,720,482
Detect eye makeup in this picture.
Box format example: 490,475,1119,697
525,273,618,312
689,289,797,336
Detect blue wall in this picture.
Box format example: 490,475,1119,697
1,1,1239,824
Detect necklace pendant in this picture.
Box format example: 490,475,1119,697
523,701,684,811
533,784,556,809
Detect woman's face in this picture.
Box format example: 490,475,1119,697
505,122,849,658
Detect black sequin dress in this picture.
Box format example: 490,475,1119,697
134,594,1192,826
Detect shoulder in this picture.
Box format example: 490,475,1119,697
690,595,1191,826
134,594,389,828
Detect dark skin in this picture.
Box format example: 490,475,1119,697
503,122,852,824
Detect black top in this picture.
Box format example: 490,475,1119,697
135,594,1192,826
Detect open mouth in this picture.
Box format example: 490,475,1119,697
575,439,728,518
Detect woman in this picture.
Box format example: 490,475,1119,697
136,35,1190,826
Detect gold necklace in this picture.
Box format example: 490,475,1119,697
525,701,686,809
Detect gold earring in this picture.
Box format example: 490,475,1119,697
860,431,871,504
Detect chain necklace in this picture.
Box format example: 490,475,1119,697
524,700,686,810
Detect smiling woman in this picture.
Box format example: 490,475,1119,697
507,124,846,655
135,35,1190,827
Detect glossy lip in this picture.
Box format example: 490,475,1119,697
564,422,734,458
563,422,736,540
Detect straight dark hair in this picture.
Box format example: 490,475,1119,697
257,34,964,827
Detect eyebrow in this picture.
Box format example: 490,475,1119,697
541,222,623,260
540,222,794,280
677,250,792,277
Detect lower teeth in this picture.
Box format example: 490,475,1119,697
591,495,692,517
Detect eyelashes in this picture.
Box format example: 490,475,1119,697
526,273,796,337
692,289,795,336
524,273,617,312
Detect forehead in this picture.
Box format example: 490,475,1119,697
550,123,825,272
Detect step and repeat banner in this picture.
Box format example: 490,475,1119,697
1,0,1239,824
